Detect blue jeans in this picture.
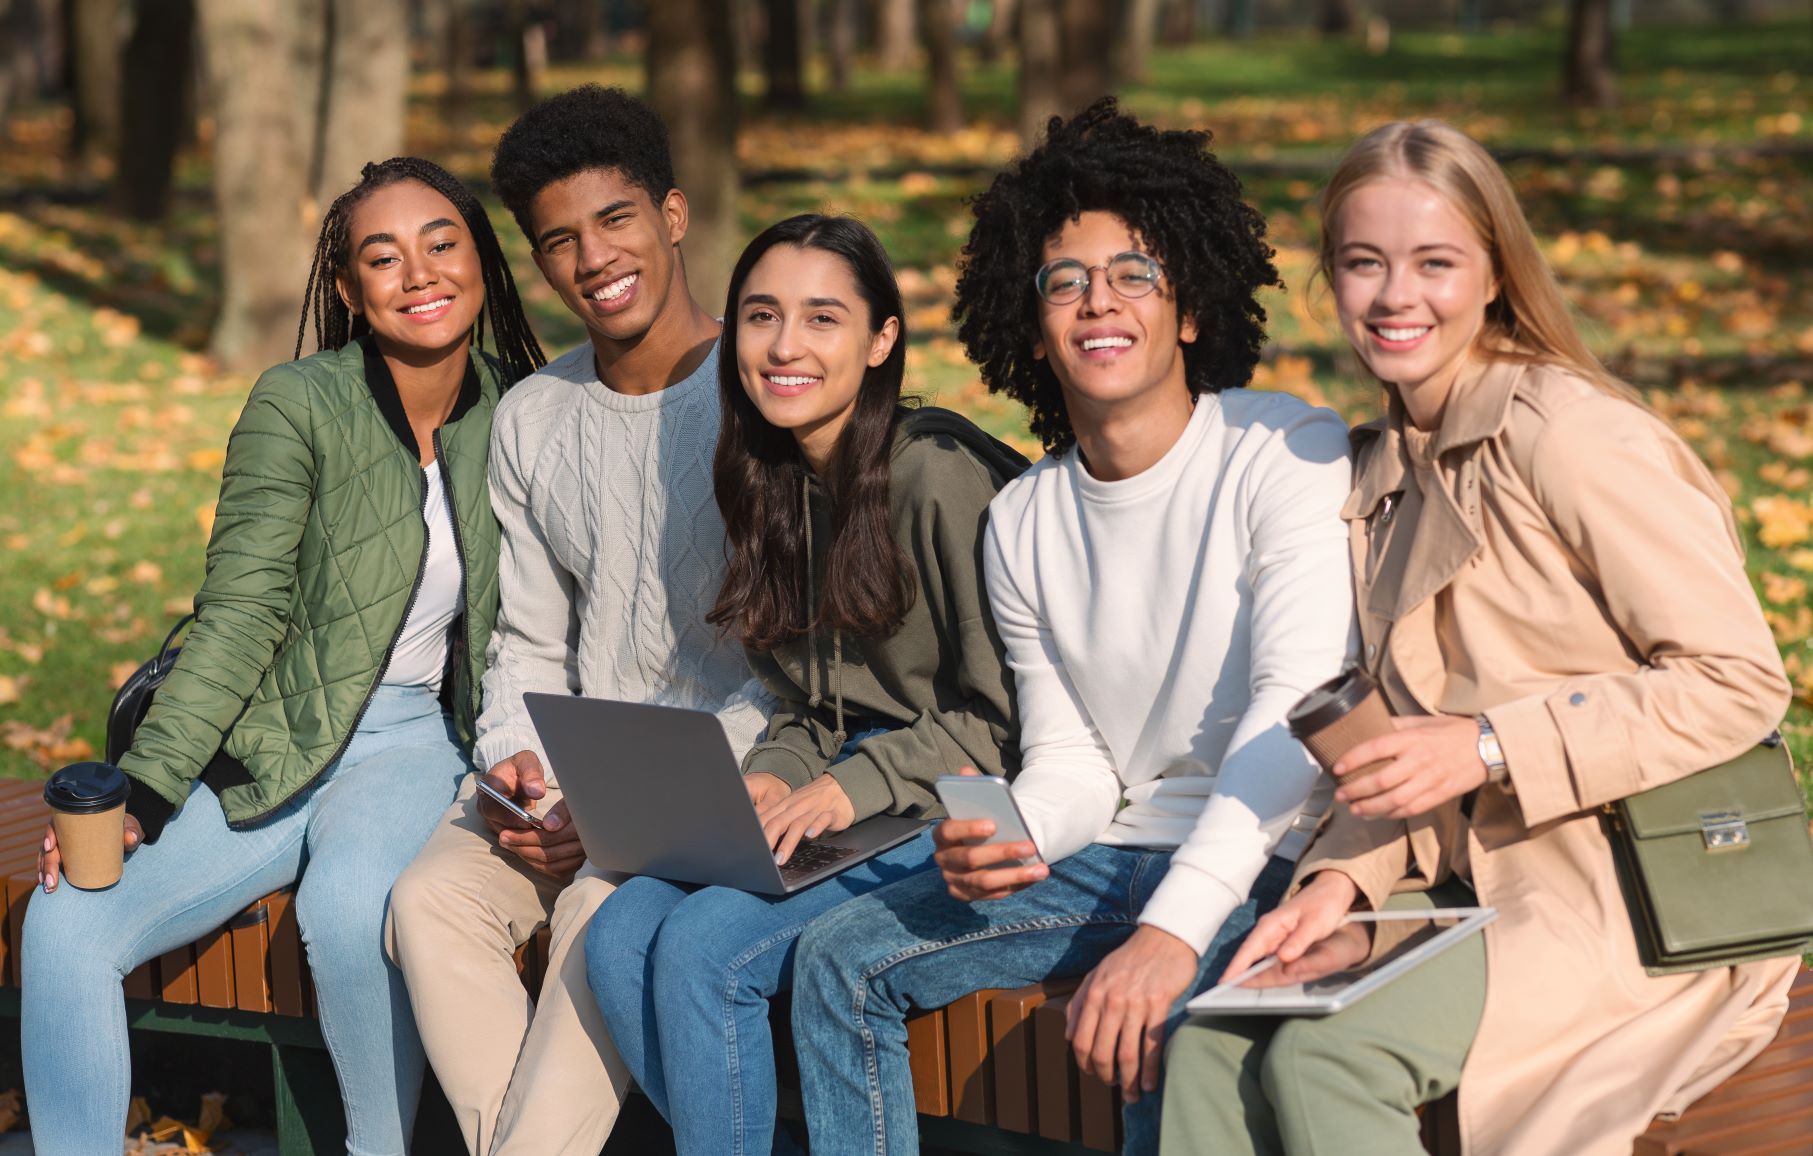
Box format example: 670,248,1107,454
790,844,1295,1156
21,685,469,1156
586,831,938,1156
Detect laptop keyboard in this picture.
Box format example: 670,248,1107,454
779,839,859,883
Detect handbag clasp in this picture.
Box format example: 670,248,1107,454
1700,811,1751,852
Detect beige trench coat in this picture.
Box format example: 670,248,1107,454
1297,359,1798,1156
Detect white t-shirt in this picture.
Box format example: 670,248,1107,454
985,389,1357,955
381,459,463,691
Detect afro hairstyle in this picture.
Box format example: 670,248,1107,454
490,84,677,246
952,97,1280,454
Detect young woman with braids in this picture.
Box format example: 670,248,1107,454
24,156,543,1154
785,100,1356,1155
581,213,1026,1156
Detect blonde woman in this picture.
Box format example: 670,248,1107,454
1160,119,1797,1156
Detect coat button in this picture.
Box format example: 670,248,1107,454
1366,643,1377,660
1570,692,1586,706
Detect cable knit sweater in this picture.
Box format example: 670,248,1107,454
473,340,772,777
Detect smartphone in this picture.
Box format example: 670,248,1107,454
474,776,544,830
934,774,1043,866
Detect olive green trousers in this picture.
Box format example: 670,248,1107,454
1159,885,1487,1156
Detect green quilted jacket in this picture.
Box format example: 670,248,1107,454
120,336,503,841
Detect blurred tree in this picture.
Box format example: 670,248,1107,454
196,0,314,370
0,0,23,131
1160,0,1196,43
315,0,409,203
68,0,120,166
116,0,194,221
828,0,856,90
1564,0,1615,108
979,0,1016,64
506,0,544,109
919,0,961,131
1058,0,1109,113
1017,0,1059,144
877,0,915,68
1115,0,1161,83
552,0,608,61
1318,0,1354,36
1226,0,1253,39
764,0,806,109
649,0,737,310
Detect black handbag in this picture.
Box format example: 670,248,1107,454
1603,733,1813,975
105,614,194,764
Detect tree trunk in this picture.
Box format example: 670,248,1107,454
315,0,408,204
1114,0,1161,84
552,0,608,61
0,0,19,132
828,0,856,91
1563,0,1615,108
979,0,1016,63
763,0,806,110
289,0,328,198
1161,0,1196,43
506,0,539,110
1058,0,1110,115
1318,0,1355,36
115,0,194,221
919,0,961,132
648,0,737,314
196,0,314,371
1016,0,1059,146
442,0,472,145
69,0,120,165
877,0,915,69
1225,0,1254,39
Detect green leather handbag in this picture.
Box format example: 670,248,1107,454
1604,734,1813,975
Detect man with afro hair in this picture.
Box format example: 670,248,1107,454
787,98,1358,1153
386,85,772,1155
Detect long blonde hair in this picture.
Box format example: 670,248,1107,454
1318,119,1642,405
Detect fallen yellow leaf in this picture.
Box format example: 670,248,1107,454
0,675,22,706
1762,572,1808,605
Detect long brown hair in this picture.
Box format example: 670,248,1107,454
1317,120,1642,406
709,215,916,651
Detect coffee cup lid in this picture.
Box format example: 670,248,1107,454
44,762,130,814
1287,668,1381,740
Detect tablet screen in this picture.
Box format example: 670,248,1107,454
1187,907,1495,1016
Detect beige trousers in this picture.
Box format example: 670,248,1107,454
387,773,631,1156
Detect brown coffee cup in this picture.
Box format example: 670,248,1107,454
1288,668,1396,784
44,761,131,890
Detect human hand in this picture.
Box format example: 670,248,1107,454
1221,870,1361,982
38,815,143,893
495,798,584,880
932,815,1047,902
1334,715,1487,820
1066,925,1199,1102
756,774,856,865
1238,921,1374,989
744,772,792,811
477,751,548,835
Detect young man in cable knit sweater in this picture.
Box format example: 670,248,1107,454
788,100,1359,1155
386,86,770,1156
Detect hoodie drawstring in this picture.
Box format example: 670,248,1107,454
801,473,846,750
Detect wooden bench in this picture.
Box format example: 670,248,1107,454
0,772,1808,1155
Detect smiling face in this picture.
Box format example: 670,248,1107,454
734,243,899,472
1331,177,1499,426
335,180,485,358
527,167,687,347
1032,211,1197,423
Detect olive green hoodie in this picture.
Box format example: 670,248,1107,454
740,407,1027,822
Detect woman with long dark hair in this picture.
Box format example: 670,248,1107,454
24,157,543,1154
583,213,1024,1156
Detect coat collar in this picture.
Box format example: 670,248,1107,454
1429,358,1524,457
357,335,482,462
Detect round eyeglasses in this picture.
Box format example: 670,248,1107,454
1034,251,1164,306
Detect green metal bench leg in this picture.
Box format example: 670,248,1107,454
273,1043,346,1156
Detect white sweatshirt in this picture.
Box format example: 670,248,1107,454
985,389,1357,955
473,342,772,778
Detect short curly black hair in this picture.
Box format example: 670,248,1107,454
490,85,677,247
952,98,1280,454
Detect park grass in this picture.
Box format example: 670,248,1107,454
0,20,1809,780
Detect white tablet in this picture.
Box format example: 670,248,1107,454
1186,907,1497,1017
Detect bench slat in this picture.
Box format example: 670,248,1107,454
194,925,235,1009
158,945,197,1004
231,897,274,1013
946,989,996,1125
988,983,1049,1134
1033,998,1078,1143
908,1008,950,1117
267,890,307,1017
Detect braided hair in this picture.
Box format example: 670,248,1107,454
952,98,1279,454
295,156,546,386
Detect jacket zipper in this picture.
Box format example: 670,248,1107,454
433,427,479,723
229,451,435,827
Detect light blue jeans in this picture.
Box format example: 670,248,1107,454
789,844,1295,1156
21,685,470,1156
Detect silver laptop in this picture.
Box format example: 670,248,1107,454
524,693,929,895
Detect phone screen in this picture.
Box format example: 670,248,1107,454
934,775,1042,865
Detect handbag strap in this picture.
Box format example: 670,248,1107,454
155,613,195,669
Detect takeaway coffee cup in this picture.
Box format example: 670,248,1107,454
43,761,131,890
1287,668,1396,784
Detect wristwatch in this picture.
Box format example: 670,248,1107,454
1475,714,1510,788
